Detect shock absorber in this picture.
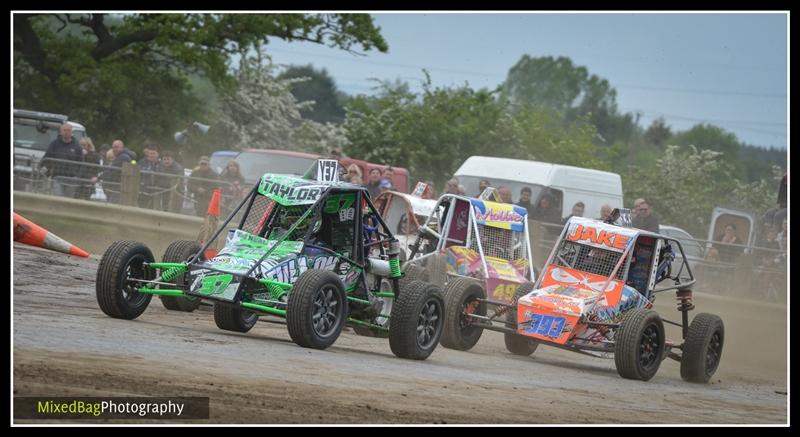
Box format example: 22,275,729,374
387,239,402,297
676,289,694,339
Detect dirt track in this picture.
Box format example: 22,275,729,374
12,243,788,424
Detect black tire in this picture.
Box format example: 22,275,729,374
427,253,448,289
214,303,259,333
287,270,348,350
680,313,724,383
159,240,203,312
504,282,540,356
389,280,445,360
96,241,155,320
400,263,428,290
614,309,665,381
440,277,486,351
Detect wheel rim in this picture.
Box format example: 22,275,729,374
705,331,723,375
417,298,442,349
121,254,150,306
459,296,481,332
638,323,662,370
312,285,342,338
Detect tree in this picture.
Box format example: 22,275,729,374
499,55,636,146
344,74,605,188
278,64,346,124
216,58,348,155
14,13,386,151
644,117,672,148
669,123,742,167
623,144,774,237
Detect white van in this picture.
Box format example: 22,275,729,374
453,156,624,220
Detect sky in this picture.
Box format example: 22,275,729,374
264,12,789,150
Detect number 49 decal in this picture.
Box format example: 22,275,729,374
525,313,566,338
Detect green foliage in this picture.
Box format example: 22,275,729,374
344,76,603,188
14,13,386,156
669,123,742,166
623,145,778,237
499,55,637,146
215,58,348,155
279,64,346,124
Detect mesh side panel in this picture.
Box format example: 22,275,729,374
469,224,528,261
554,241,627,280
241,195,276,235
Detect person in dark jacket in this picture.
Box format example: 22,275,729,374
631,199,660,233
188,156,219,216
138,144,162,209
158,150,185,212
41,123,84,197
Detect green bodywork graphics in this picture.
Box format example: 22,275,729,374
258,175,327,206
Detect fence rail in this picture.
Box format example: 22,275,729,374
15,157,247,219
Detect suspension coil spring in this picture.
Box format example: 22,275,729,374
675,289,695,312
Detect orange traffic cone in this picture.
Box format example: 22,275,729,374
198,189,222,260
13,213,90,257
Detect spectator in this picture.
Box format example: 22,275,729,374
632,199,660,232
41,122,84,198
530,193,561,225
345,164,362,183
382,166,395,183
515,187,534,213
158,151,184,213
777,218,787,252
188,156,219,216
95,139,134,204
497,186,513,204
97,144,111,166
444,177,460,195
138,144,162,209
476,179,490,197
457,184,466,195
365,168,382,198
379,179,393,195
562,201,585,225
349,174,363,186
757,227,781,268
632,198,646,218
220,159,246,214
77,137,101,200
599,204,613,221
704,247,721,263
714,223,743,264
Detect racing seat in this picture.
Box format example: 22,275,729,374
627,237,655,296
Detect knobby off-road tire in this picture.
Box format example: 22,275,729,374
440,277,486,351
504,282,539,356
159,240,203,312
96,241,155,320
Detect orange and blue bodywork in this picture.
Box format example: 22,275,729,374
516,218,650,347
